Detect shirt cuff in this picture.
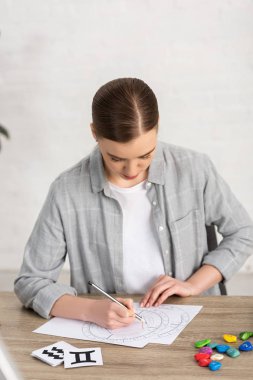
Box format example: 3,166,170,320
33,283,77,319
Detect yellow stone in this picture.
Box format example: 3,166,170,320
223,334,237,343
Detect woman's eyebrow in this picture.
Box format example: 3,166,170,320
107,146,156,160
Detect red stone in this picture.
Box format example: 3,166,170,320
198,358,212,367
194,353,210,361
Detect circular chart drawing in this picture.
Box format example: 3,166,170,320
82,305,190,344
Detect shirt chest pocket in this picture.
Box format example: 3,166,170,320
170,209,203,279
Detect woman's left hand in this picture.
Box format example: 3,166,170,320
140,275,195,307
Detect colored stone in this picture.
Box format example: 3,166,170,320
194,353,210,361
216,344,230,353
198,358,212,367
239,341,253,351
199,346,213,355
226,347,240,358
210,353,224,361
239,331,253,341
223,334,237,343
194,339,211,348
207,342,218,349
209,361,222,371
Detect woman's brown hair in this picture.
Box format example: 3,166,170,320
91,78,159,142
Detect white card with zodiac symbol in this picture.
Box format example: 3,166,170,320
63,347,103,368
31,341,76,366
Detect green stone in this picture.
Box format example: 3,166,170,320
239,331,253,341
226,347,240,358
194,339,211,348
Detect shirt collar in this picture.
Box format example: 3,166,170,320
89,141,166,193
147,141,165,185
89,145,107,193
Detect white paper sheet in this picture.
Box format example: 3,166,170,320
33,303,202,348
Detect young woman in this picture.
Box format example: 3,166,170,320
14,78,253,329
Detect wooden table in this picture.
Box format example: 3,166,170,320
1,292,253,379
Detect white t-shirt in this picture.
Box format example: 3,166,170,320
109,180,165,293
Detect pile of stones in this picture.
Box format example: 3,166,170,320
194,331,253,371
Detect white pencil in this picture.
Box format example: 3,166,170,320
88,281,146,324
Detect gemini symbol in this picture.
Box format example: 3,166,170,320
69,350,96,365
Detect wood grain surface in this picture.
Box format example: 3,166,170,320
1,292,253,379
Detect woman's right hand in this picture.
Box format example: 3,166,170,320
86,297,136,329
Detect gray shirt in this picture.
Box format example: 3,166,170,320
14,142,253,318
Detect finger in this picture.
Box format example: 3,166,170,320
140,276,172,307
117,298,135,315
144,281,175,307
140,291,152,308
154,281,192,306
140,282,163,307
109,317,135,329
153,286,178,307
150,274,167,287
112,303,134,319
115,298,135,317
109,312,136,328
115,315,136,325
143,280,174,307
150,274,173,288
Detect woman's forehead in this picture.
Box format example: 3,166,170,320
100,129,157,159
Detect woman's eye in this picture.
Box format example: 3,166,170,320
141,155,151,160
111,157,122,162
110,155,151,162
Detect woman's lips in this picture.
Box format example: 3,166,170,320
122,174,138,180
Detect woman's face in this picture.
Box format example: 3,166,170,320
96,128,158,187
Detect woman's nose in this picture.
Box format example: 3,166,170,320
123,161,139,176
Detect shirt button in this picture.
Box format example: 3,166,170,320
152,201,157,206
168,271,173,276
159,226,164,232
146,182,152,188
165,250,169,254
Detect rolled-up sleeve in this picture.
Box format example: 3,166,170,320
14,180,77,318
202,155,253,281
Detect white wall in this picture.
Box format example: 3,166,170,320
0,0,253,273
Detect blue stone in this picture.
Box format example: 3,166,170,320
216,344,230,353
239,341,253,351
209,361,222,371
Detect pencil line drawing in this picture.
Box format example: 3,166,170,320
34,304,202,348
81,305,190,344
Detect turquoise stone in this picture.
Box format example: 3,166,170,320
226,347,240,358
207,342,218,349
